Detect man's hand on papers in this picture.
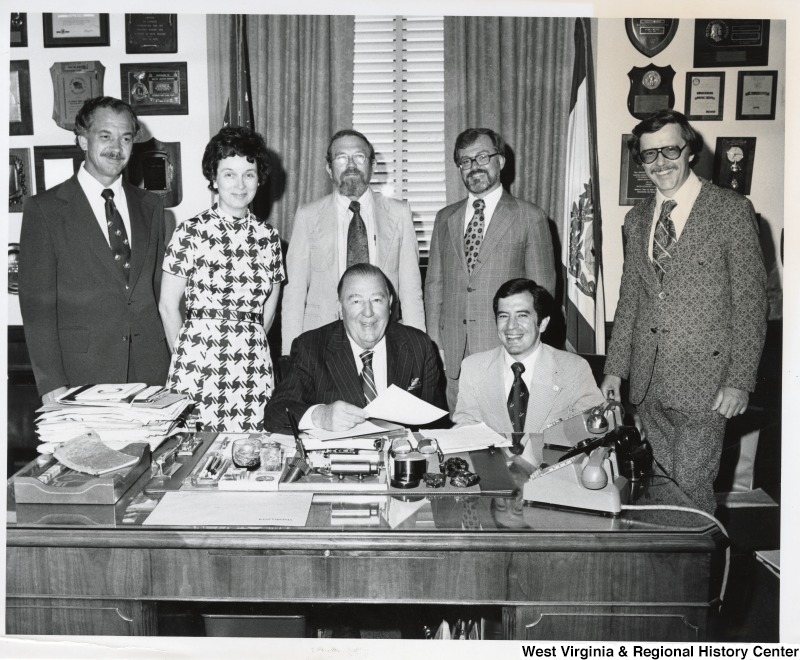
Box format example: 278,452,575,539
42,386,69,405
311,401,367,431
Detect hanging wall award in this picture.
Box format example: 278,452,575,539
51,61,105,131
627,64,675,119
125,137,183,208
625,19,679,58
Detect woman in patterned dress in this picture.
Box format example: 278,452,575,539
159,127,285,431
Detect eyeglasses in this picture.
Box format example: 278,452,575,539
332,153,369,167
456,152,501,170
637,144,689,164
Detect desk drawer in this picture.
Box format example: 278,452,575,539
6,547,151,598
150,549,510,601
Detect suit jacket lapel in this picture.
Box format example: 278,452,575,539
665,181,715,277
373,191,398,271
631,198,661,289
524,345,561,433
124,183,152,291
471,190,514,277
325,323,364,405
447,200,469,274
485,348,513,433
318,194,339,281
57,176,128,287
386,324,411,388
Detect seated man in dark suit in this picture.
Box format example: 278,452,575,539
265,263,444,434
454,278,604,467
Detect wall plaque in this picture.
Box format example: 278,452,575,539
10,60,33,136
713,137,756,195
125,14,178,54
50,61,105,131
9,149,32,213
693,19,770,67
619,134,657,205
685,72,725,121
120,63,188,115
125,137,183,208
625,18,678,58
627,64,675,119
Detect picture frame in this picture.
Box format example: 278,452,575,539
712,137,756,195
10,60,33,136
684,71,725,121
8,244,21,295
33,145,85,194
9,149,33,214
11,12,28,47
125,14,178,54
618,134,657,206
736,71,778,120
43,13,110,48
120,62,189,115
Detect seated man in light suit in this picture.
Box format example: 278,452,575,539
265,264,444,434
454,278,604,467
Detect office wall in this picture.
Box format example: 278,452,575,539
596,19,785,320
7,13,212,325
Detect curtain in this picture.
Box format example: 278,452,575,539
443,16,574,234
207,15,354,241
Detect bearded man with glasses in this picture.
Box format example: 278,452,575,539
425,127,556,412
601,109,767,514
281,129,425,357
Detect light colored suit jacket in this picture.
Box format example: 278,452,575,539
424,190,556,377
18,174,169,396
604,178,768,411
454,344,604,434
281,190,425,355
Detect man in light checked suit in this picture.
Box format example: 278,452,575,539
601,110,767,514
425,128,556,413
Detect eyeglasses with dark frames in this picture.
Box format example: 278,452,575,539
637,143,689,165
456,152,501,170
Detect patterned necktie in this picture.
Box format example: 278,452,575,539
507,362,528,455
464,198,485,275
346,200,369,268
360,350,377,404
653,199,677,283
101,189,131,283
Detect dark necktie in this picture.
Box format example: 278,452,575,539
652,199,677,283
101,189,131,282
360,350,377,405
346,200,369,268
464,198,485,275
507,362,528,455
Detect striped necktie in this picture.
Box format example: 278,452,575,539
360,350,377,404
653,199,677,282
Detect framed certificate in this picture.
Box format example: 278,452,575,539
619,134,657,206
43,13,110,48
33,146,85,194
685,72,725,121
120,63,189,115
10,61,33,136
736,71,777,120
125,14,178,54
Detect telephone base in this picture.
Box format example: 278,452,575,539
523,472,630,517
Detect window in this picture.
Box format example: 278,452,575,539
353,16,446,263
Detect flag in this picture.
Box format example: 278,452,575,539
223,14,253,129
562,17,605,355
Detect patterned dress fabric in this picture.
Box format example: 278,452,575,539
464,198,485,274
163,205,285,431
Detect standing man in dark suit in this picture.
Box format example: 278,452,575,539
425,128,556,412
601,109,767,513
265,263,443,434
19,96,170,404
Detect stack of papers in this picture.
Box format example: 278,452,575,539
34,383,194,454
423,423,512,454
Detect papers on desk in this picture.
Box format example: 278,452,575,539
34,384,194,454
425,423,512,454
363,385,448,425
303,420,388,442
143,491,313,526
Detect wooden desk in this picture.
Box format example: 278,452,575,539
6,456,725,640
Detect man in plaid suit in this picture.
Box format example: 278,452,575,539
601,110,767,513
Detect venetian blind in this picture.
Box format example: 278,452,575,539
353,15,446,263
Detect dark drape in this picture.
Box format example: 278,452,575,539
207,14,354,240
444,16,575,238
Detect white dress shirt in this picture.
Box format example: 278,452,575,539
648,170,702,260
77,166,132,248
463,184,503,235
502,342,542,398
336,189,376,277
298,335,388,430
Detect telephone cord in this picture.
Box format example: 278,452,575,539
620,503,730,606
